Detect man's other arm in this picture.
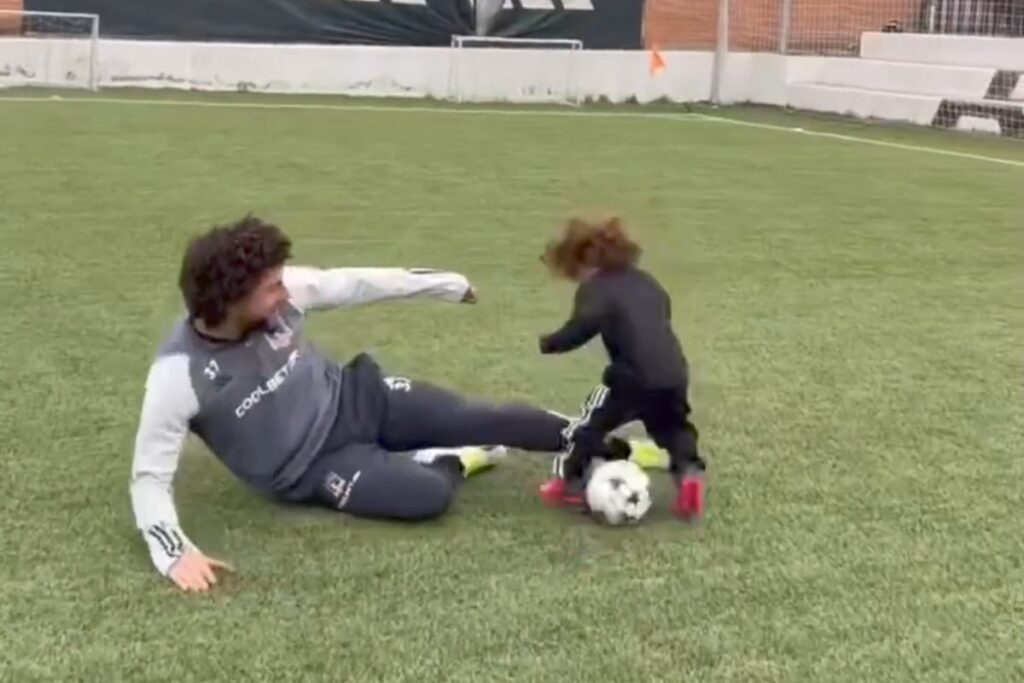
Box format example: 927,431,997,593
283,265,474,313
130,354,228,589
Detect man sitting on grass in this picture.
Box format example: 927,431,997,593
131,214,605,592
131,215,577,593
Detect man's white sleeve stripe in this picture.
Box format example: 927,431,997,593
147,524,184,558
169,528,185,553
146,527,174,556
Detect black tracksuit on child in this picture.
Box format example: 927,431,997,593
540,265,705,482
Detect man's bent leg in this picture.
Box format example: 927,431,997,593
379,376,568,453
296,443,458,521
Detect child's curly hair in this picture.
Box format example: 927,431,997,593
541,216,641,279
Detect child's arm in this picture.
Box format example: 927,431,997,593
539,282,604,354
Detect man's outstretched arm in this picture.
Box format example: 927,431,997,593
283,265,474,312
130,354,231,591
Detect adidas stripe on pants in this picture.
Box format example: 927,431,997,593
554,384,614,479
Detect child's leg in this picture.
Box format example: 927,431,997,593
641,390,705,475
543,386,638,509
555,385,637,479
646,420,705,476
641,390,707,519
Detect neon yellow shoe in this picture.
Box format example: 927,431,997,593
458,446,508,478
628,438,670,471
413,446,508,478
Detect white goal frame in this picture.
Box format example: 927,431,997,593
448,35,584,106
0,9,100,91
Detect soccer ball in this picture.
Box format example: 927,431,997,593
585,459,652,526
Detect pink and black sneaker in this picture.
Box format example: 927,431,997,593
538,478,586,508
674,470,705,520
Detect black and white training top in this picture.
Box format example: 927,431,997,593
130,266,471,577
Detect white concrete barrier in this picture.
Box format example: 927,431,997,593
860,32,1024,70
814,58,996,99
1,35,1021,137
787,82,944,125
0,38,713,103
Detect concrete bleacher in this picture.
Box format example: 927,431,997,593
787,32,1024,137
861,32,1024,70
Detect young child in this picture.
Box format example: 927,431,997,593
537,216,707,519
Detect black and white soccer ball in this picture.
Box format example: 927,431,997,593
585,460,652,526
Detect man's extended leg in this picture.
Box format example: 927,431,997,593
293,442,466,521
378,376,569,453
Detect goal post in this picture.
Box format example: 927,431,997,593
0,9,100,91
447,35,584,106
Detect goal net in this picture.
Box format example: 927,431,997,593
447,35,583,105
644,0,1023,138
0,10,100,90
645,0,1022,55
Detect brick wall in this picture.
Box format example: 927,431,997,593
645,0,922,53
644,0,719,49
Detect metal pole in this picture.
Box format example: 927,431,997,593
779,0,792,54
710,0,729,104
90,14,100,91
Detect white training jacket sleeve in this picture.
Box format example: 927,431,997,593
283,265,471,313
129,354,200,577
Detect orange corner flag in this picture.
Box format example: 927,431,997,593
649,47,666,76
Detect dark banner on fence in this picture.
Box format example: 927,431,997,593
25,0,473,45
482,0,644,49
25,0,644,48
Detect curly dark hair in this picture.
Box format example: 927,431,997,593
178,214,293,327
541,216,641,279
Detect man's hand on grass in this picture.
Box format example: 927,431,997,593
168,550,234,592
